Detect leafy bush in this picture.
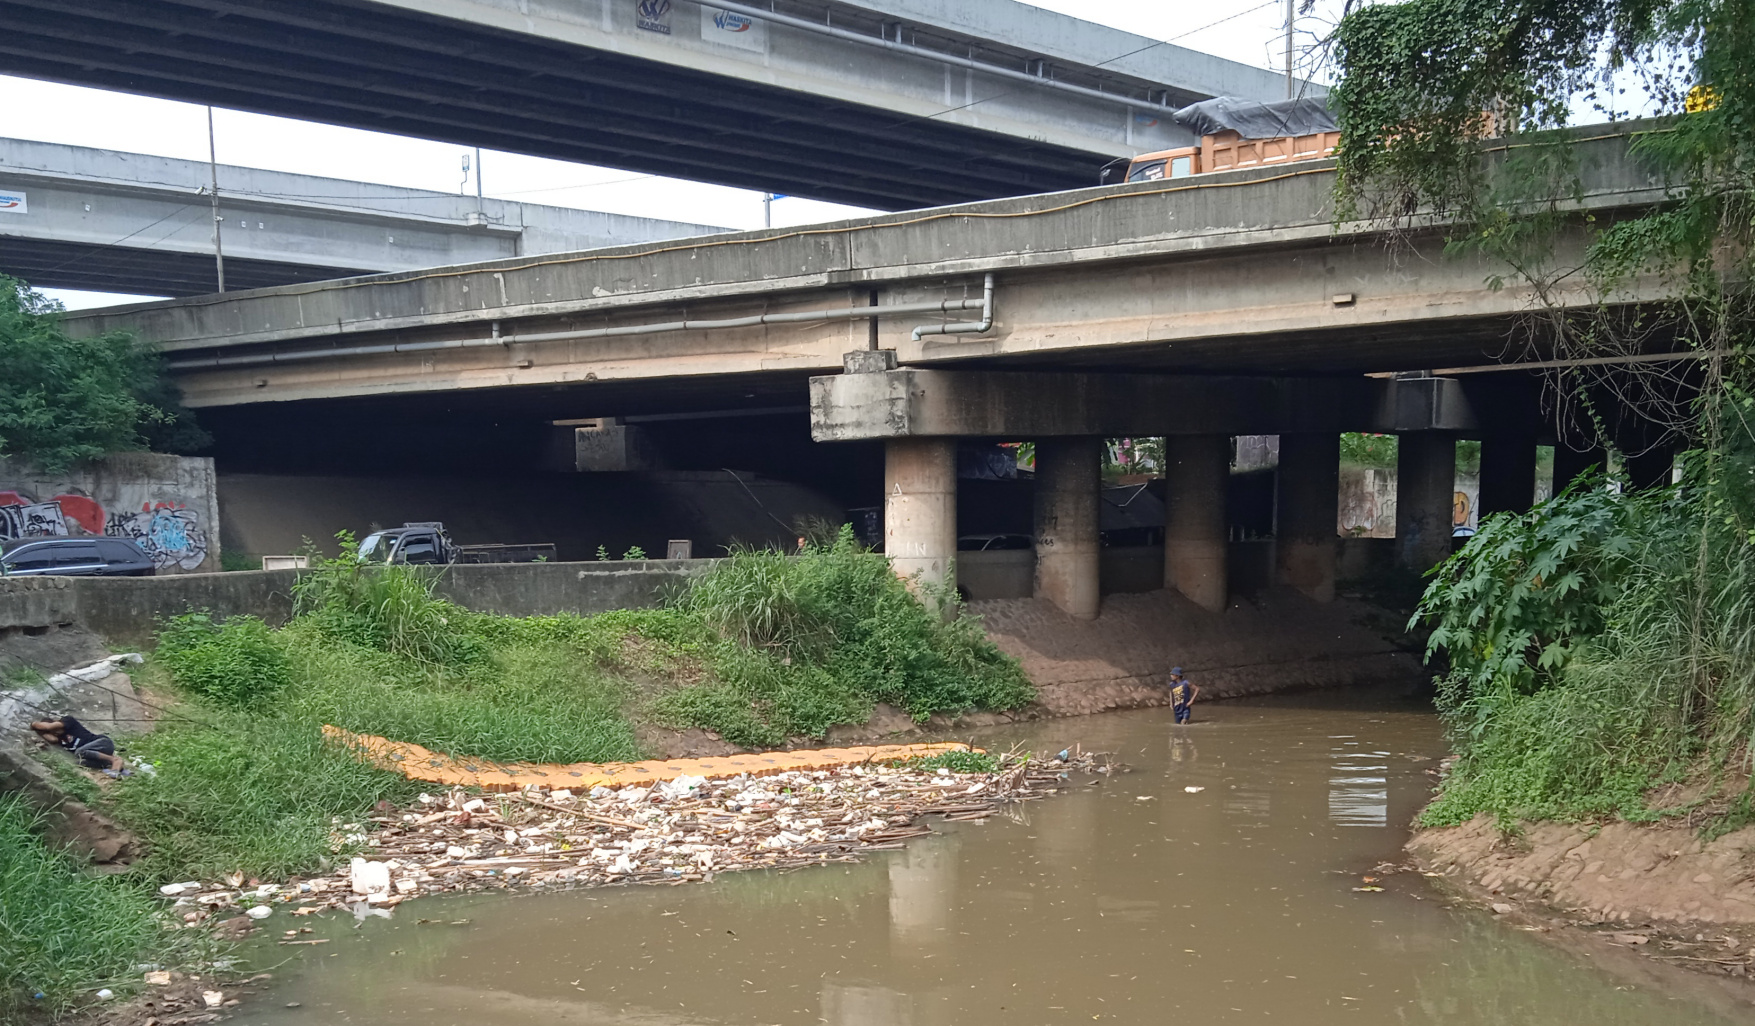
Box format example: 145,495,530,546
0,275,205,472
893,748,1004,774
291,536,487,667
658,527,1034,745
155,612,292,707
1416,470,1755,827
0,795,161,1011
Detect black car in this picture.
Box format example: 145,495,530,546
0,537,156,577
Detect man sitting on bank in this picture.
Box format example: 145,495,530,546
30,714,129,774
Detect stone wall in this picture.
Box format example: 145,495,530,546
0,559,716,648
0,454,220,573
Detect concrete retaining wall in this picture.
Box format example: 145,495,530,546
0,560,716,648
0,454,221,573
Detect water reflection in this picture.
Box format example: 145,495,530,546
888,834,957,955
820,981,914,1026
221,699,1745,1026
1328,735,1390,827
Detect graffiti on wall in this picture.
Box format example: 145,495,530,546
0,489,210,570
105,504,209,571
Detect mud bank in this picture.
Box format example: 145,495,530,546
1409,814,1755,987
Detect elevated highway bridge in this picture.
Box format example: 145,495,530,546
0,0,1294,210
0,138,725,296
65,125,1676,614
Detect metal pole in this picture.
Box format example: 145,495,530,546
474,146,483,208
1285,0,1295,98
763,193,772,229
206,106,225,293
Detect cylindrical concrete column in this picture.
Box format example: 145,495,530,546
1553,443,1607,494
1478,435,1538,517
1276,432,1339,602
1395,433,1457,571
884,437,957,597
1164,435,1229,612
1033,436,1102,620
1626,446,1674,491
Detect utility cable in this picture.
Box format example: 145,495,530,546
720,468,801,537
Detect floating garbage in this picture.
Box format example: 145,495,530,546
149,747,1118,920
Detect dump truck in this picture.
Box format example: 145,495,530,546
1100,96,1339,186
356,522,556,565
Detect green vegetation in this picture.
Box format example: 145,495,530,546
0,276,206,472
0,796,165,1012
892,748,1006,774
1333,0,1755,829
92,526,1028,882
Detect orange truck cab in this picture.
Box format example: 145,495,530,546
1100,96,1337,186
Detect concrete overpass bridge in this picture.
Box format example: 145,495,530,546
0,138,725,296
66,125,1674,615
0,0,1294,210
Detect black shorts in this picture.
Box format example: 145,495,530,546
70,735,115,768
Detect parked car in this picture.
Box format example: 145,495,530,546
356,522,556,565
0,537,156,577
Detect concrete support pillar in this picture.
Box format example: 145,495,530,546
1478,435,1537,517
1275,432,1339,602
1626,447,1674,491
884,437,956,597
1164,434,1229,612
1553,443,1607,494
1395,433,1456,571
1032,436,1101,620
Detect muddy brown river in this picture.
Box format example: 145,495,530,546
230,692,1742,1025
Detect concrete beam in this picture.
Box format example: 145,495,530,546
53,127,1672,413
810,369,1479,440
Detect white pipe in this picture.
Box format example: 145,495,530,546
708,1,1184,117
165,287,994,371
912,274,994,340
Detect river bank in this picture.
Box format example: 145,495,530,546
1408,812,1755,984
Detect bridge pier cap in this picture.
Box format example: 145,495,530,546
809,370,1479,441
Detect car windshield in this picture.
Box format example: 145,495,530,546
357,533,393,561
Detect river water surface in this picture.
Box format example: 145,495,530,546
231,692,1742,1025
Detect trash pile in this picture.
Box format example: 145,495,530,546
158,748,1116,927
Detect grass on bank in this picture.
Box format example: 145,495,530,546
0,795,165,1013
99,526,1032,882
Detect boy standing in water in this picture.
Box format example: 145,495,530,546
1168,668,1200,724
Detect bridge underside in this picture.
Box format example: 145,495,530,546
5,238,369,297
0,0,1106,210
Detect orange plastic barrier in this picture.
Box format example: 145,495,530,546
322,725,971,793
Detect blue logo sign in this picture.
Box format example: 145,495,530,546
636,0,672,34
713,10,753,31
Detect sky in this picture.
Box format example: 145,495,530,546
4,1,1347,308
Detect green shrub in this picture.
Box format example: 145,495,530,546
657,527,1034,743
893,749,1004,774
155,612,292,707
0,795,161,1011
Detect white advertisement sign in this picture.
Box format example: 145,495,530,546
701,5,765,52
0,190,25,214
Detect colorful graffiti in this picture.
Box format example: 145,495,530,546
105,504,209,571
0,489,209,571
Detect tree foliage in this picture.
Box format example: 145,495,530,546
0,276,206,473
1333,0,1755,825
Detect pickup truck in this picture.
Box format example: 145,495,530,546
356,523,556,565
